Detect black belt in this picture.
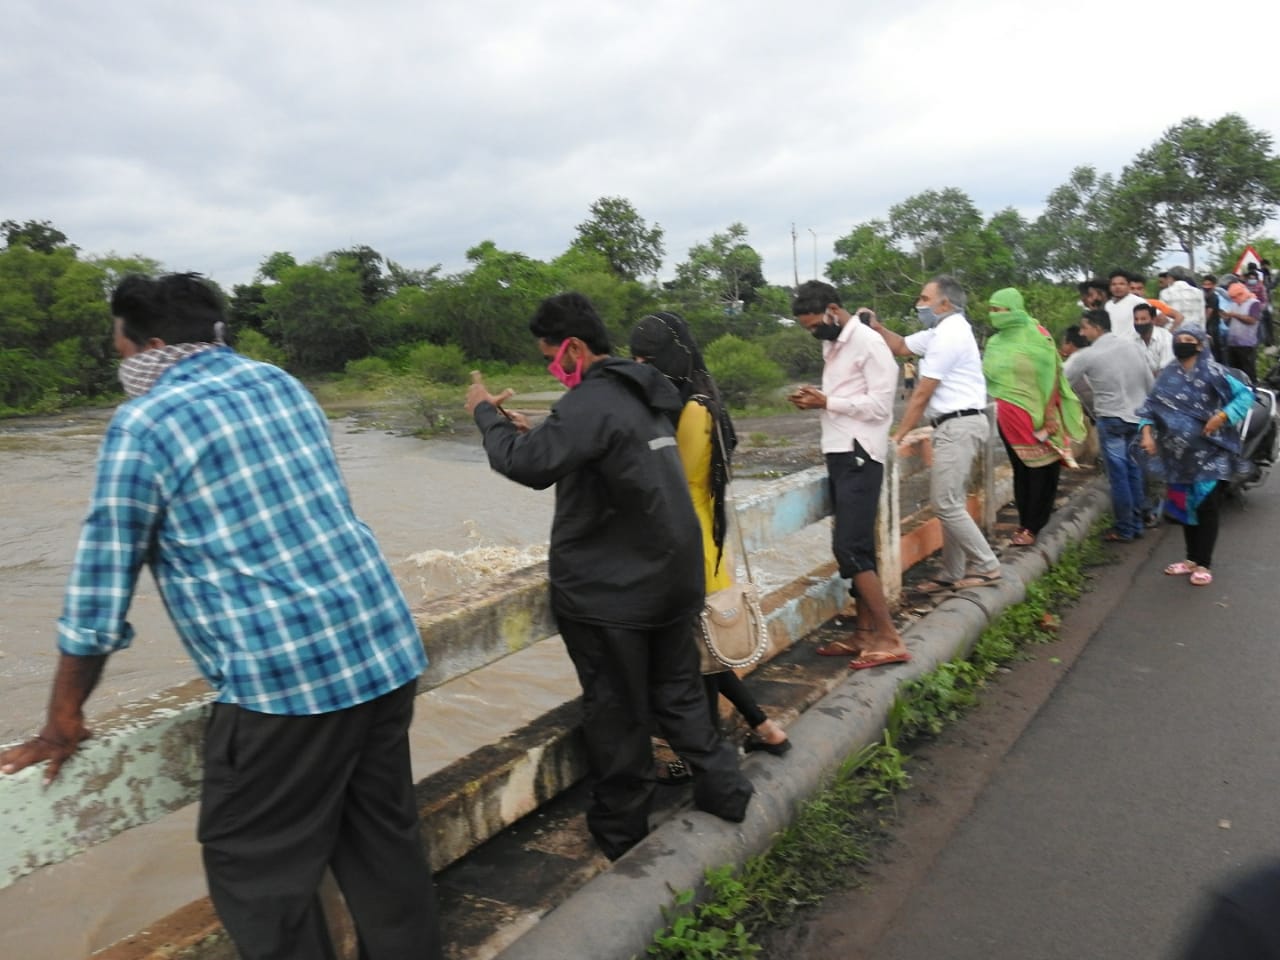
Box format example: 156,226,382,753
931,408,981,428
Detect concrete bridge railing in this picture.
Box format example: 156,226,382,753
1,419,1011,903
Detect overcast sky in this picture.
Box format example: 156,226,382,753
6,0,1280,290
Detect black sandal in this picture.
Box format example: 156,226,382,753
743,733,792,756
655,757,692,784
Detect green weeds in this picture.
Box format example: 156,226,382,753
644,524,1108,959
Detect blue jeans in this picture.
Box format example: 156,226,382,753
1096,417,1144,539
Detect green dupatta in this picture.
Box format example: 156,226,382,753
982,287,1085,441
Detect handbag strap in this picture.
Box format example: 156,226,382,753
710,409,754,586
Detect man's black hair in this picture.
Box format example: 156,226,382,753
111,273,225,345
529,292,613,354
791,280,842,316
1203,273,1218,284
1063,324,1089,349
1082,308,1112,333
1127,270,1146,285
1078,278,1108,296
1108,268,1130,282
1133,302,1156,321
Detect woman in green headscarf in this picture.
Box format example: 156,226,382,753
983,287,1086,546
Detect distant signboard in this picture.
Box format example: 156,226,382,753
1233,245,1263,276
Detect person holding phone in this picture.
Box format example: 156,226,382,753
787,281,910,670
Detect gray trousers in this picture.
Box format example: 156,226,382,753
930,414,999,581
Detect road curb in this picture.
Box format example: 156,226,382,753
495,478,1111,960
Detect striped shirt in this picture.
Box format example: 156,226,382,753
57,348,427,715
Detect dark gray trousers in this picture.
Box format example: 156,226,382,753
558,616,753,860
198,681,443,960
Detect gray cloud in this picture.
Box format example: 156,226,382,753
5,0,1278,289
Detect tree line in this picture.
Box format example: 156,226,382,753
3,113,1278,415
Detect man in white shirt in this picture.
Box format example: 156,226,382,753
1159,267,1205,330
869,275,1001,592
1132,302,1175,374
788,281,910,670
1106,269,1147,339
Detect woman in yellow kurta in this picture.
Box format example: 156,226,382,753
630,313,789,756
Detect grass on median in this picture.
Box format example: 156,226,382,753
644,525,1109,960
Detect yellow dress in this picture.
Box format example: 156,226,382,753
675,400,733,593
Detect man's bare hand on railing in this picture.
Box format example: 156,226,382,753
0,652,104,785
0,721,91,785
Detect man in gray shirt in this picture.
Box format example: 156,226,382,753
1065,309,1154,541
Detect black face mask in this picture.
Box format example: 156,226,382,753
810,321,842,341
1134,323,1152,337
1173,341,1199,360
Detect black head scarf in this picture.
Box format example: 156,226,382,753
629,312,738,572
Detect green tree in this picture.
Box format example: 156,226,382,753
2,219,76,254
888,188,983,274
1119,114,1280,270
326,245,391,305
421,242,564,363
0,243,119,407
262,262,372,371
573,196,665,281
827,220,917,319
1027,165,1159,279
672,223,765,310
703,335,785,407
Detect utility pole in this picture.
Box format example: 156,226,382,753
807,228,818,280
791,223,799,289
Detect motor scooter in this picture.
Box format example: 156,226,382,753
1229,369,1280,496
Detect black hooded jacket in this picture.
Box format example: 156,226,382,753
474,356,705,629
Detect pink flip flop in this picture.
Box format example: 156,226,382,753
1189,568,1213,586
1164,560,1194,576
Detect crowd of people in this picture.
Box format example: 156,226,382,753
1065,263,1271,583
0,258,1270,958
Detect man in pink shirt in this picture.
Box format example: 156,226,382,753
788,280,910,671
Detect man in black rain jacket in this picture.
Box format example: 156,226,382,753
467,292,753,860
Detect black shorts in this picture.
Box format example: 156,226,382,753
826,443,884,578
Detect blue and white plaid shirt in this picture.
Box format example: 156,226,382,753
58,348,428,715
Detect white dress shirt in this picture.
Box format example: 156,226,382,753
903,312,988,421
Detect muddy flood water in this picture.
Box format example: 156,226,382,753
0,407,805,957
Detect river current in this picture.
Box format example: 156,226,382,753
0,410,555,745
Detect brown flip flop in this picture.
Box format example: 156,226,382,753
815,638,861,657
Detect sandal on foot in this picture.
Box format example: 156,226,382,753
952,572,1003,589
743,733,792,756
913,577,958,595
1164,560,1195,576
1189,568,1213,586
1010,528,1036,546
656,758,692,784
815,638,861,657
1103,529,1134,543
849,650,913,671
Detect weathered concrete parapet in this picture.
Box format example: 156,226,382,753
415,562,555,692
0,680,211,891
732,466,830,555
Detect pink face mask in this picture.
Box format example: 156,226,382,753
547,339,582,389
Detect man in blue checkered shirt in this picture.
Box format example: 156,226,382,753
0,274,443,960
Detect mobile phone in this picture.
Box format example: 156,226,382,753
858,310,873,325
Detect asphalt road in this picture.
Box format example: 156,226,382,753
865,484,1280,960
